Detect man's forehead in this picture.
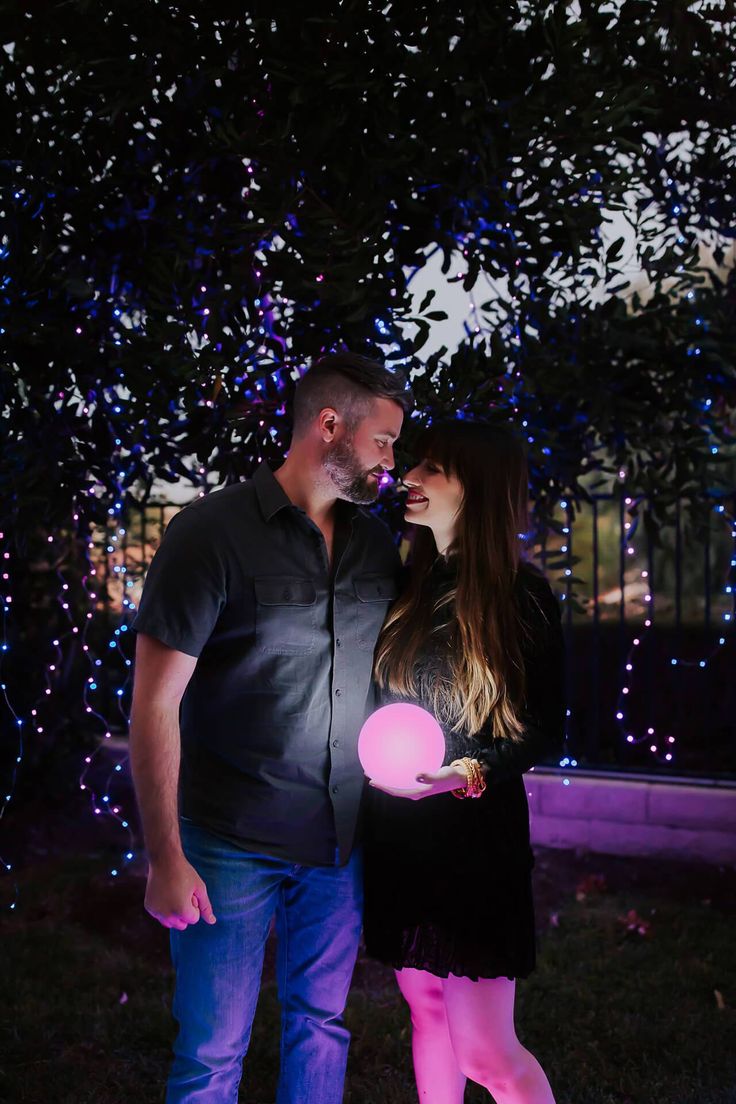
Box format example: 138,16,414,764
368,395,404,434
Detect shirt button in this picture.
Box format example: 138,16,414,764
331,785,339,794
336,638,342,647
335,688,342,697
332,738,340,748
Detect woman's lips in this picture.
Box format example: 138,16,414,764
405,492,429,505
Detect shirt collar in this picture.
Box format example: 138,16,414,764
253,462,293,522
252,461,360,524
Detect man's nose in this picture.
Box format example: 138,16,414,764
383,445,395,470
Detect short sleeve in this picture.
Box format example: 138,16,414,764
474,570,565,784
132,505,227,658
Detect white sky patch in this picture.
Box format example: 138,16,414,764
404,208,736,360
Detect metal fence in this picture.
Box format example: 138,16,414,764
546,490,736,776
106,488,736,779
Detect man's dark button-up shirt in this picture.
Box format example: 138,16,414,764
133,463,400,866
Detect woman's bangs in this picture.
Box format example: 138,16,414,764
415,426,457,476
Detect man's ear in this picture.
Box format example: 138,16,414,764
318,407,339,442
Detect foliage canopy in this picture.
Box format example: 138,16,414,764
2,0,735,538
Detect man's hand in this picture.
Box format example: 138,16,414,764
144,854,217,930
368,763,468,801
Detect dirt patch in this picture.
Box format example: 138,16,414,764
532,846,736,921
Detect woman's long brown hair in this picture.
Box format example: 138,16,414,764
374,421,530,741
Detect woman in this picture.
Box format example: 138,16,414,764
363,420,564,1104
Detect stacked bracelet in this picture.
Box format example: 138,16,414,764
449,757,487,799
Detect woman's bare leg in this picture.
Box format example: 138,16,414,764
395,967,467,1104
442,974,555,1104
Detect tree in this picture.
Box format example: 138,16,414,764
1,2,736,805
2,0,735,537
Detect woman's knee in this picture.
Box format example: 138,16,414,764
456,1040,528,1090
395,968,448,1030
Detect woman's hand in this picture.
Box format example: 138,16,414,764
368,763,468,800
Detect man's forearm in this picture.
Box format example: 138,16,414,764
129,703,184,863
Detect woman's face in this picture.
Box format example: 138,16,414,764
402,456,464,535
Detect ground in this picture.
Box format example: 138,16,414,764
1,797,735,1103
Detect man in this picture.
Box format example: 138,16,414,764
129,351,409,1103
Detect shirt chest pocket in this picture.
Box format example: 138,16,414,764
254,576,318,656
354,575,398,651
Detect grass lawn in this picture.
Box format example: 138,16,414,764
1,838,735,1104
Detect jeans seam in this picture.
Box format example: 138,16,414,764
279,881,291,1095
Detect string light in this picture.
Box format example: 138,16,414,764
0,530,21,910
76,501,139,877
2,170,733,885
614,495,735,765
0,485,148,902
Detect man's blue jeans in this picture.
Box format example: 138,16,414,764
166,820,363,1104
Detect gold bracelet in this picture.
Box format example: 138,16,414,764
450,757,471,798
451,757,477,799
468,758,487,798
450,757,487,800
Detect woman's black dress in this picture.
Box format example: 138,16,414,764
362,558,565,981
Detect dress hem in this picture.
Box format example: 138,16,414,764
365,951,532,983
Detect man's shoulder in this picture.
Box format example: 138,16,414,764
173,481,257,523
161,483,260,554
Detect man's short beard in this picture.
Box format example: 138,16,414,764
323,436,380,505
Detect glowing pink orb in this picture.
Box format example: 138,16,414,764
358,703,445,790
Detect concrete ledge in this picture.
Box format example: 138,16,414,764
527,770,736,865
529,813,591,851
647,785,736,832
539,776,648,823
